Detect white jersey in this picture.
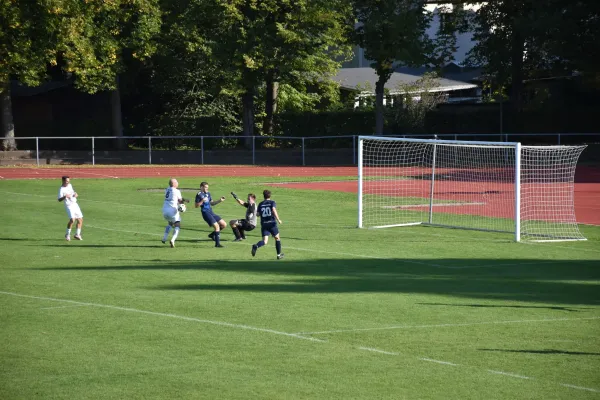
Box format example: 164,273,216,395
58,184,78,208
164,187,182,209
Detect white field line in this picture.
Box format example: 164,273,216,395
40,304,91,310
560,384,600,393
358,346,399,356
419,357,459,366
296,317,600,335
487,370,531,380
0,290,325,343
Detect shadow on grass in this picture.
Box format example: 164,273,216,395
34,258,600,306
479,349,600,356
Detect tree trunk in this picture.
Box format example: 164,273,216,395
111,76,126,150
375,77,386,134
263,69,279,136
1,80,17,151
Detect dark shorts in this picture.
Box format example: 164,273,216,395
202,211,222,227
234,220,255,231
261,223,279,237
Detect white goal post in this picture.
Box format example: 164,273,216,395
358,136,587,242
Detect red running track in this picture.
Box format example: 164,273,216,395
1,165,598,225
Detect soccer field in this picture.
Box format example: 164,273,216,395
1,174,599,399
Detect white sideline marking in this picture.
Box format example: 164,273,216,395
487,370,531,380
40,304,91,310
358,346,399,355
419,357,459,366
560,384,600,393
0,291,325,343
296,317,600,335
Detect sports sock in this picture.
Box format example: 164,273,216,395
163,226,171,241
66,228,71,236
215,231,221,246
76,228,81,236
232,227,241,239
256,240,265,248
172,227,180,241
275,240,282,254
239,228,246,239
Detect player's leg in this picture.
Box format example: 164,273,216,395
170,220,181,247
162,210,174,243
74,218,83,240
252,229,269,257
274,231,283,260
230,219,242,241
65,218,74,241
213,220,223,247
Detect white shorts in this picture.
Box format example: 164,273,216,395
66,204,83,219
162,206,180,224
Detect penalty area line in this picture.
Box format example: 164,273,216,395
0,290,325,343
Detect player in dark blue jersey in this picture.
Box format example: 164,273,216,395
194,181,226,248
251,189,284,259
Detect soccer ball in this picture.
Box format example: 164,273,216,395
178,203,187,213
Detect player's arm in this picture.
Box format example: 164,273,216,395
210,196,225,206
272,207,282,224
58,190,71,202
230,192,244,206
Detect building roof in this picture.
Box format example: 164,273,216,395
332,67,477,95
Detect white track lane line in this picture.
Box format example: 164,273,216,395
296,317,600,335
0,290,325,343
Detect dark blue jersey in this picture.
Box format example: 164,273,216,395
195,191,212,213
258,199,277,225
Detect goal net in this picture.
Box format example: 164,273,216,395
358,136,587,242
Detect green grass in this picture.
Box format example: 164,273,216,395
1,176,599,400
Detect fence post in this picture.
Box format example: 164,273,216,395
558,133,561,145
302,137,305,166
92,137,95,166
201,136,204,164
35,137,39,166
148,136,152,165
252,136,255,165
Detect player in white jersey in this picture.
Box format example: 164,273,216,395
162,178,189,248
58,176,83,241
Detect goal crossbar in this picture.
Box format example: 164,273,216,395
358,136,587,242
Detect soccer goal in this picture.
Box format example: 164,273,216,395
358,136,587,242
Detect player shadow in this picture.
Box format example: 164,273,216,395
478,349,600,356
416,302,587,312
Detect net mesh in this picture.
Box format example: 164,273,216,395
520,145,587,241
359,137,586,241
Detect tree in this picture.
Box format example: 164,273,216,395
212,0,352,139
352,0,432,134
0,0,59,149
466,0,600,109
0,0,161,150
394,72,445,132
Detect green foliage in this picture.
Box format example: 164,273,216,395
466,0,600,90
394,72,444,131
55,0,161,93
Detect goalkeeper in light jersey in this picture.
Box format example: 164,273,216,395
161,178,189,248
229,192,257,241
